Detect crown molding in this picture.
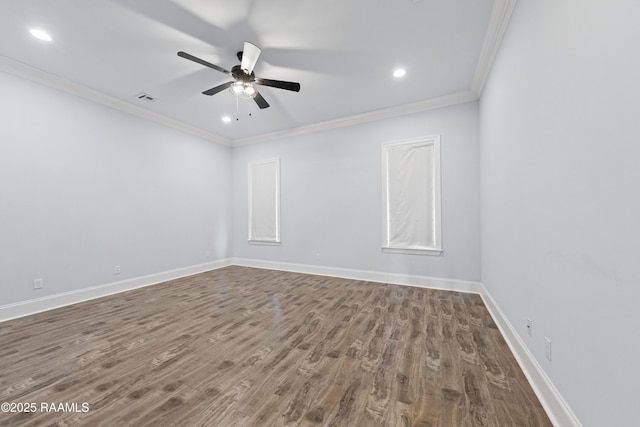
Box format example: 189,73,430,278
0,56,231,146
471,0,518,97
232,90,478,146
3,0,508,149
2,53,477,147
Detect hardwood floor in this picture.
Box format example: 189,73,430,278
0,266,551,426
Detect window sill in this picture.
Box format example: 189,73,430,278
382,247,443,256
248,240,281,246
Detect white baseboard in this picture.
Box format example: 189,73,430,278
0,259,480,323
480,286,582,427
0,257,579,426
230,257,482,294
0,259,233,323
234,258,580,426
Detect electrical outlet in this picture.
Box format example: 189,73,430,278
114,265,121,275
526,318,533,337
545,337,552,361
33,278,44,289
315,253,321,260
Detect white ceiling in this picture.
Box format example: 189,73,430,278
0,0,510,144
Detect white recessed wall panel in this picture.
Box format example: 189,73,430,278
382,136,442,255
231,101,479,282
248,159,280,243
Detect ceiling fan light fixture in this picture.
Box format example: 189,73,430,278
244,85,256,97
229,81,257,99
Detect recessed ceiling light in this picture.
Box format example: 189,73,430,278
30,29,52,42
222,116,231,123
393,68,406,78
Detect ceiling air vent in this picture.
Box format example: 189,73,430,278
135,93,156,102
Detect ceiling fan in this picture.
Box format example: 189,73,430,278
177,42,301,109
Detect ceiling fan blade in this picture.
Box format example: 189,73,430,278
241,42,261,74
177,51,231,75
253,91,270,109
202,81,234,96
255,78,301,92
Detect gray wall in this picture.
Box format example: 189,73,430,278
0,71,231,306
231,101,481,282
479,1,640,425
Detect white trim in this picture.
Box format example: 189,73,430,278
381,247,442,256
232,91,477,146
232,257,580,426
480,285,582,427
0,256,580,426
381,135,442,254
0,259,233,323
471,0,518,96
230,258,481,294
247,158,281,243
0,56,231,146
0,259,480,323
0,55,480,147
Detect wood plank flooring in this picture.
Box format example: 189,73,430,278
0,266,551,426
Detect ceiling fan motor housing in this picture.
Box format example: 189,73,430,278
231,65,254,82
